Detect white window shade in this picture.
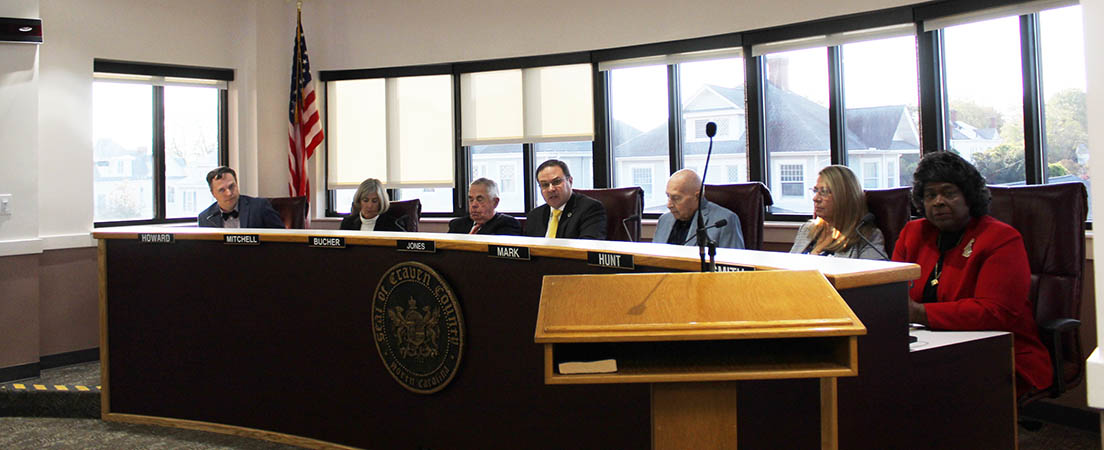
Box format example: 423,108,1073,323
461,69,524,144
751,24,914,57
460,63,593,146
598,47,744,71
327,74,455,190
923,0,1078,31
523,64,593,143
388,75,455,188
327,78,387,188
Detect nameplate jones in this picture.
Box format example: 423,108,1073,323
397,240,436,253
587,251,634,270
224,234,260,245
716,264,755,272
309,236,346,248
488,245,530,261
138,233,174,244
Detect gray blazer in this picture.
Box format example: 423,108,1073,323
653,199,744,249
789,221,886,260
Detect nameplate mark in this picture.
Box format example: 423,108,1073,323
587,251,634,270
397,240,436,253
488,245,530,261
138,233,174,244
716,264,755,272
224,234,260,245
310,236,346,248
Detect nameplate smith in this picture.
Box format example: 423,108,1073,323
397,240,436,253
587,251,634,270
310,236,346,248
716,264,755,272
138,233,174,244
224,234,260,245
488,245,530,261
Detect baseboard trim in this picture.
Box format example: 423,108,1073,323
40,348,99,370
0,362,40,383
1021,401,1101,433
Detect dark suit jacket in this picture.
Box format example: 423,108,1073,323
523,192,607,240
448,213,522,236
197,195,285,229
339,210,407,232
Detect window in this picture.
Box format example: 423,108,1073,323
609,64,669,212
632,166,654,200
763,47,830,213
1039,5,1091,218
680,57,748,185
862,161,879,189
779,163,805,197
532,141,593,207
842,35,920,191
93,61,229,225
942,16,1025,185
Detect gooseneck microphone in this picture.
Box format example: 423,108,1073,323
855,212,888,260
683,219,729,245
695,121,718,272
621,214,640,242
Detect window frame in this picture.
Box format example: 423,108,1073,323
91,59,231,227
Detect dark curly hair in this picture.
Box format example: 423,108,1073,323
910,151,990,217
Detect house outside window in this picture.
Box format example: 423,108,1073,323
779,163,805,197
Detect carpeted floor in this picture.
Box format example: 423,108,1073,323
1,361,1099,449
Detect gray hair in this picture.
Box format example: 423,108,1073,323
350,178,390,215
470,177,500,200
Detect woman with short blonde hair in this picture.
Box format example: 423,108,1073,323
339,178,405,231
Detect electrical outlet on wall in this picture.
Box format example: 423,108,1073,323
0,194,12,215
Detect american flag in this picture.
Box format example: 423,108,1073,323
288,8,323,198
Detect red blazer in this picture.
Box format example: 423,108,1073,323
893,215,1052,391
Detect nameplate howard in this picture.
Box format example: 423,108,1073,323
487,245,530,261
309,236,346,248
397,240,436,253
224,234,260,245
716,264,755,272
138,233,174,244
587,251,634,270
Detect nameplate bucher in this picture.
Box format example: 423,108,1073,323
716,264,755,272
224,234,260,245
310,236,345,248
397,240,436,253
587,251,634,270
138,233,174,244
488,245,530,261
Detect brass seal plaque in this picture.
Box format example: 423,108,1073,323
372,262,465,394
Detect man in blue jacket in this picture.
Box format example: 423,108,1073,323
653,169,744,249
197,166,285,229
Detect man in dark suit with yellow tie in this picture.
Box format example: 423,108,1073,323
523,160,606,240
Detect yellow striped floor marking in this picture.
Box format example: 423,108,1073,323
13,383,25,389
76,385,90,391
33,384,46,391
54,385,68,391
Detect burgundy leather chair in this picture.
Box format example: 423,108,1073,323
268,196,308,229
702,182,774,250
385,199,422,232
988,182,1087,405
864,187,913,257
575,187,644,242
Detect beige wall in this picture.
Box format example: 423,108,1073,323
0,254,40,369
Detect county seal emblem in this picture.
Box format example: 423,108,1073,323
372,262,464,394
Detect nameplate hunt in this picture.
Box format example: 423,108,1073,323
397,240,436,253
587,251,634,270
488,245,530,261
310,236,346,248
224,234,260,245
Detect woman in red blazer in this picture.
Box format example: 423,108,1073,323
892,151,1052,394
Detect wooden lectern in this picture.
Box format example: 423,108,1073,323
534,270,866,450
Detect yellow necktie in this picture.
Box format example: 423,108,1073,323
547,209,562,238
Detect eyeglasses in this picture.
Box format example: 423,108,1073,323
809,186,832,197
538,177,566,190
